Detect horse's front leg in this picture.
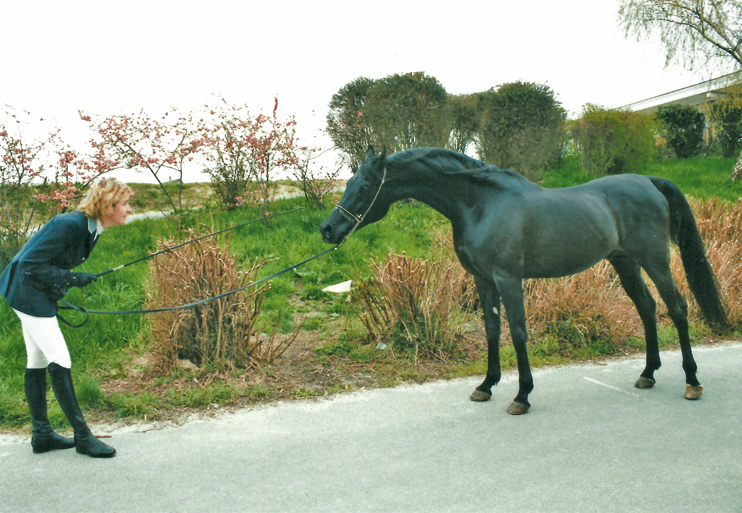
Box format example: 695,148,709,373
470,277,501,403
498,277,532,415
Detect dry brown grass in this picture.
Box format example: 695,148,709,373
146,230,299,375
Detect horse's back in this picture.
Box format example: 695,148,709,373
570,174,671,230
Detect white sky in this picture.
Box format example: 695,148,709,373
2,0,705,183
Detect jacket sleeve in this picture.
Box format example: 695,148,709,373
21,216,86,291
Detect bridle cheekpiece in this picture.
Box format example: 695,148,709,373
332,163,387,241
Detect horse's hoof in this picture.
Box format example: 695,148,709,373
470,390,492,402
507,401,530,415
685,384,703,400
635,376,656,389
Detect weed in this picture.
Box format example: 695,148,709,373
167,382,234,408
105,392,158,418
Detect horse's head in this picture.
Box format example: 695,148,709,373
320,146,391,244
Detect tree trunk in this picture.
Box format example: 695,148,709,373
731,149,742,181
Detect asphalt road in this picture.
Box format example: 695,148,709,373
2,342,741,513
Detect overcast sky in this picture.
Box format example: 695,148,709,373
2,0,705,182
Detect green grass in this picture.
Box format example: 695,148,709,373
545,155,742,201
639,156,742,202
1,156,740,429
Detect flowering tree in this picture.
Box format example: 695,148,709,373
201,98,305,211
79,108,205,211
0,108,82,266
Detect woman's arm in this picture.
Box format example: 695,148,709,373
21,215,94,292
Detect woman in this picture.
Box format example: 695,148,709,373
0,178,133,458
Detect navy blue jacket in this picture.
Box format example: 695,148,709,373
0,211,97,317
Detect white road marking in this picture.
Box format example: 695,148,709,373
583,377,640,398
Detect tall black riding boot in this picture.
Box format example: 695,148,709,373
24,368,75,454
47,363,116,458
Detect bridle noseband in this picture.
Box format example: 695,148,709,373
333,204,364,224
332,164,387,241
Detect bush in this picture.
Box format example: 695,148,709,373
475,81,566,180
147,230,299,374
352,252,478,362
655,104,706,159
708,95,742,159
571,104,657,176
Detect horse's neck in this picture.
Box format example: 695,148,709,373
389,160,486,223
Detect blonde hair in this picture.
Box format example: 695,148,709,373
78,178,133,220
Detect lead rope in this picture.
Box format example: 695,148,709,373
95,207,306,278
58,243,341,327
57,207,328,327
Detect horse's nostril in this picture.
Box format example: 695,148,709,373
320,222,332,239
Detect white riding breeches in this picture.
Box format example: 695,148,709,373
13,309,71,369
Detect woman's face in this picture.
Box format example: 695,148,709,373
102,196,132,228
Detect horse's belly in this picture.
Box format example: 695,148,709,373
522,224,617,279
523,253,604,279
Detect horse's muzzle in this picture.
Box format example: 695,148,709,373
319,219,339,244
320,209,355,244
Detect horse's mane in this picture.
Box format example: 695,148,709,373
388,148,540,192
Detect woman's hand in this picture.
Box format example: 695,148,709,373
68,273,98,288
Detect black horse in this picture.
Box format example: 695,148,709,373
320,147,728,414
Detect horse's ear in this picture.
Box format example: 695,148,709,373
379,146,387,162
365,145,375,160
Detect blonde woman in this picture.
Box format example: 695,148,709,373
0,178,133,458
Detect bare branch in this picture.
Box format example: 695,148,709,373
618,0,742,71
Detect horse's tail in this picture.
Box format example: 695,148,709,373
649,176,730,331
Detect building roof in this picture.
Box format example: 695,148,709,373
620,71,742,114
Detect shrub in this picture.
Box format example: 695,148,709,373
708,95,742,159
201,98,305,210
475,81,566,180
655,104,705,159
363,72,452,153
571,104,657,176
352,252,478,362
291,147,341,209
147,229,299,374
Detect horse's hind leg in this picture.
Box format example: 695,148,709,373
643,261,702,399
608,255,661,388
